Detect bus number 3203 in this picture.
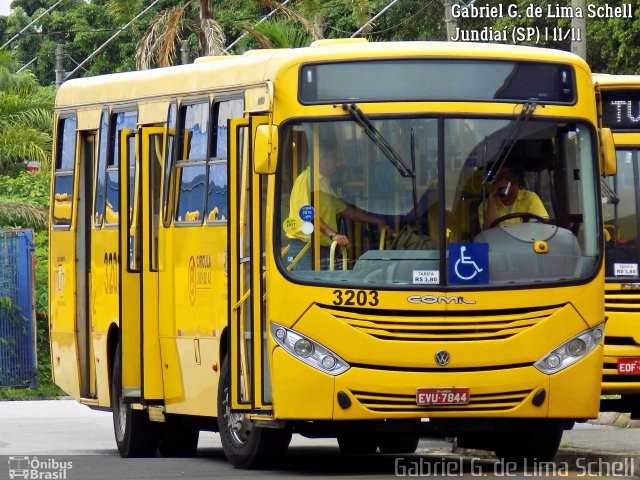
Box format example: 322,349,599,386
332,289,379,306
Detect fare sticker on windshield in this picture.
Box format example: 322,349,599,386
283,217,300,233
615,263,639,277
413,270,439,285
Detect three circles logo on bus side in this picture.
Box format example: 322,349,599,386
188,256,197,305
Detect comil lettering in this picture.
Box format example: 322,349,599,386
407,295,476,305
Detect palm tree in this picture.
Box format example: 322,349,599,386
241,18,313,49
107,0,326,69
0,199,48,230
108,0,227,69
0,50,54,175
135,1,228,69
0,51,52,229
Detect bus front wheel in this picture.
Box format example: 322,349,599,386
493,419,564,465
217,356,292,468
110,343,159,457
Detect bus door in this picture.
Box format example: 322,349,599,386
118,127,165,402
228,116,271,413
76,131,96,398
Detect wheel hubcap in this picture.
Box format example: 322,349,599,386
223,386,252,444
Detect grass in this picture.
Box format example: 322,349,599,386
0,381,64,400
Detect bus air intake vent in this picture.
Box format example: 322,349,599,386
605,287,640,313
602,361,640,384
323,305,562,342
350,388,532,413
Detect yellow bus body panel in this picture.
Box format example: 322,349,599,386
158,225,227,415
50,225,80,399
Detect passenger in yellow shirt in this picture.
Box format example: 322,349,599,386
287,146,390,270
479,165,549,230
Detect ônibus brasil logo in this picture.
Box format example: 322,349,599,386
8,456,72,480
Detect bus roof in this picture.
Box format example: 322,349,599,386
593,73,640,88
56,40,591,109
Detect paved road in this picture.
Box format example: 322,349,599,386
0,400,638,479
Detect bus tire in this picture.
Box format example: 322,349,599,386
493,419,563,465
337,422,378,454
111,343,159,458
158,416,199,457
217,355,292,468
377,433,420,454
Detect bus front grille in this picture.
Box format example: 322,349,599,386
603,362,640,383
325,305,561,341
605,287,640,312
350,389,531,413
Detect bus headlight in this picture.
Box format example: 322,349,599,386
270,322,349,375
534,323,604,374
294,338,314,357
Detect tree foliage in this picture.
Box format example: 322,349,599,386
0,50,53,174
2,0,640,80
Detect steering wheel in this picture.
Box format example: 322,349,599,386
489,213,550,229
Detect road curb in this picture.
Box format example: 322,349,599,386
592,412,640,429
448,446,640,478
555,448,639,478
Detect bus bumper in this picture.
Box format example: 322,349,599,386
270,345,602,420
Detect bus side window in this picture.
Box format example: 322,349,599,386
105,110,137,226
206,98,244,224
176,102,209,224
94,110,109,228
52,116,77,227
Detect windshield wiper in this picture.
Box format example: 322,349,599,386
483,102,538,185
342,103,414,178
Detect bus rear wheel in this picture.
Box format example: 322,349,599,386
111,343,159,457
493,419,564,465
217,356,292,468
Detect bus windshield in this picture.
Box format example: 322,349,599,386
277,115,600,287
603,149,640,280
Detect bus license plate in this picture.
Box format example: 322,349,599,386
617,358,640,375
416,387,470,405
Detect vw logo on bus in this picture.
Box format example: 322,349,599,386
434,350,451,367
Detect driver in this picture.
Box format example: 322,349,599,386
478,164,548,230
287,144,391,270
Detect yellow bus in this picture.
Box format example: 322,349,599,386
50,40,613,467
594,74,640,419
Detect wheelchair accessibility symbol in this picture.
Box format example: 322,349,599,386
449,243,489,284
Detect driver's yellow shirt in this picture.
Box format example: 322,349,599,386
478,189,549,228
287,167,346,246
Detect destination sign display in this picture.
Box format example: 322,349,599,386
601,90,640,130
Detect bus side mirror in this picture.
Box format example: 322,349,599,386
600,127,617,176
253,123,278,175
